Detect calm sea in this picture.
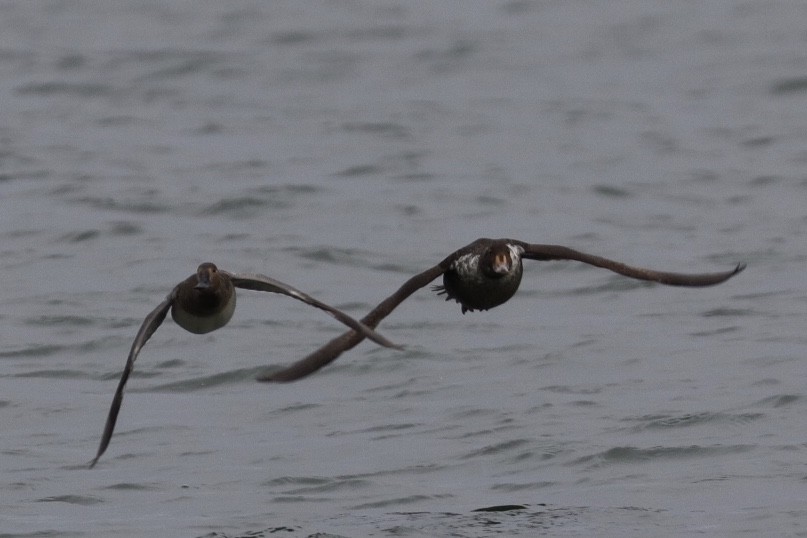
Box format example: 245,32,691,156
1,1,806,536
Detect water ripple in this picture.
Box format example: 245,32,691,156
16,81,115,97
279,477,373,496
351,493,449,510
572,444,755,468
621,412,765,432
71,195,169,214
460,439,532,460
0,344,64,359
198,196,290,218
102,482,161,491
142,366,265,392
341,121,411,140
36,494,103,506
292,246,371,264
770,76,807,95
753,394,803,408
15,369,87,379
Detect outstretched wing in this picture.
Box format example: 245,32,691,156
225,272,402,351
89,287,177,468
260,264,447,382
514,241,745,287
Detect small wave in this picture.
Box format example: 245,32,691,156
701,307,754,317
24,314,95,327
591,185,633,198
332,164,383,178
142,366,266,392
541,384,604,395
266,466,445,492
274,402,321,414
341,121,411,139
15,369,86,379
0,344,64,359
270,495,331,504
58,230,100,243
48,223,143,244
275,477,373,496
194,527,301,538
551,277,656,297
690,326,740,337
753,394,802,408
460,438,532,460
199,196,289,218
622,412,764,431
572,444,754,467
472,504,528,512
102,482,161,491
72,195,169,214
16,81,115,97
289,245,379,269
491,481,556,492
351,493,448,510
264,476,331,487
36,494,103,506
770,76,807,95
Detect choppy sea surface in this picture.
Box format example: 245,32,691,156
2,1,806,536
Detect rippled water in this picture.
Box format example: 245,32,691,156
2,1,807,537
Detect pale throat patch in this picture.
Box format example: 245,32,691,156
507,243,524,262
452,253,482,281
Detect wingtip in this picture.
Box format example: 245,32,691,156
368,331,403,351
376,333,405,351
734,262,747,275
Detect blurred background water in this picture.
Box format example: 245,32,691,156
1,1,806,536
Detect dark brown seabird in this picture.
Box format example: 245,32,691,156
89,262,401,468
260,238,745,383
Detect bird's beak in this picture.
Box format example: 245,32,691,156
492,253,510,274
194,271,211,290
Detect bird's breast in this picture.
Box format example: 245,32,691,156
171,290,237,334
443,259,523,312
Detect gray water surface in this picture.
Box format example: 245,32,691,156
1,1,806,537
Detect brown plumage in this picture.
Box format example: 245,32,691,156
260,238,745,383
89,262,400,468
